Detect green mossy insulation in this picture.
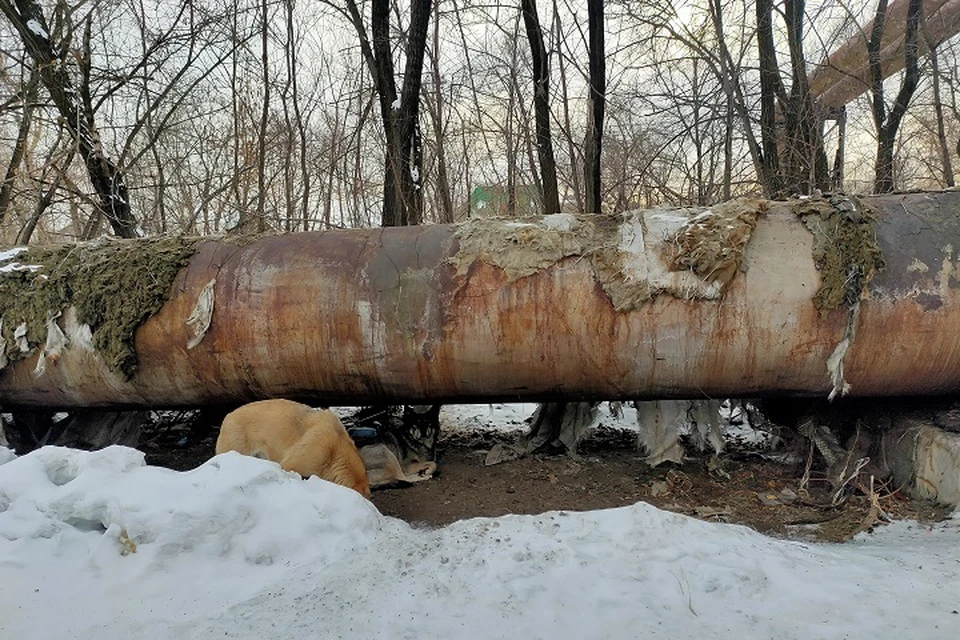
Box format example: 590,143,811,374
0,236,198,378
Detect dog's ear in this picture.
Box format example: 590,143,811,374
400,405,441,454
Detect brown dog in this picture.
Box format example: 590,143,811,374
215,399,371,498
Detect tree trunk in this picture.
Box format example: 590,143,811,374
926,42,955,187
4,192,960,409
284,0,311,231
870,0,923,193
520,0,560,216
554,0,583,213
754,0,830,197
583,0,605,214
506,20,518,218
782,0,829,195
370,0,403,226
344,0,431,227
832,108,847,190
722,85,734,201
255,0,270,232
396,0,432,226
875,134,898,194
428,0,454,223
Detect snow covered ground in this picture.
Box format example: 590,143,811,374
1,436,957,640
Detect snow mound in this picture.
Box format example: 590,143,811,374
243,505,957,640
0,446,381,563
0,446,386,637
0,446,16,465
1,445,957,640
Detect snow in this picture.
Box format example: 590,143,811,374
25,18,48,40
1,431,958,639
441,403,541,433
0,246,40,274
0,247,27,262
440,401,772,448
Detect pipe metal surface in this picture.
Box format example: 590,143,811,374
1,192,959,408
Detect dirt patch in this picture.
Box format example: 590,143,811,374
142,421,950,543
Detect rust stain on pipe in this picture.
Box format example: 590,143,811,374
2,192,960,408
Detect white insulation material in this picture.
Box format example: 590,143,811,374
186,279,217,349
33,312,68,378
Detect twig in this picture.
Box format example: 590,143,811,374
831,456,870,506
672,569,698,617
799,429,815,496
854,475,892,535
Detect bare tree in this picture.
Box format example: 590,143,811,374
756,0,783,196
424,0,454,223
0,0,955,242
339,0,432,227
520,0,560,215
553,0,583,212
254,0,270,231
0,0,138,237
927,43,956,187
753,0,829,196
0,65,37,225
17,131,75,244
869,0,924,193
781,0,829,194
583,0,604,213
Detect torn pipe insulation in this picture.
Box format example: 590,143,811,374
2,191,960,409
0,236,200,379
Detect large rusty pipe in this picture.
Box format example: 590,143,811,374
810,0,960,110
1,192,960,408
